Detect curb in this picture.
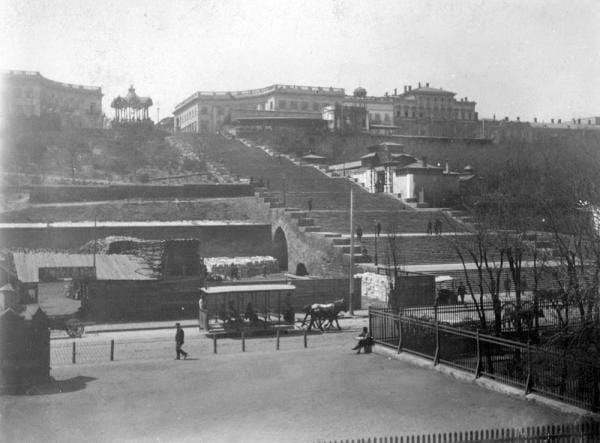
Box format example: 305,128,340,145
51,316,369,339
374,345,599,419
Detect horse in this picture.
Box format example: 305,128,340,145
501,301,544,332
301,299,347,331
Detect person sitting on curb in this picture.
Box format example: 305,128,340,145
352,327,374,354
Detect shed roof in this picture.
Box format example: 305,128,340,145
12,252,156,283
201,284,296,294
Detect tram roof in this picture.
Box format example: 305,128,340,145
201,284,296,294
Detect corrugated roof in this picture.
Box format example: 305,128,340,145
12,252,156,283
201,284,296,294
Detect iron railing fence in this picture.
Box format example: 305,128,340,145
372,300,588,338
369,307,600,412
318,421,600,443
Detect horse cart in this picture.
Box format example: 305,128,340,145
49,314,86,338
198,284,296,334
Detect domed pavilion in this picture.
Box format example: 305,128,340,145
110,86,153,122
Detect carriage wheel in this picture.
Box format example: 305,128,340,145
65,319,84,338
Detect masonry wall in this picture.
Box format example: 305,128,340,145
0,224,272,256
29,184,254,203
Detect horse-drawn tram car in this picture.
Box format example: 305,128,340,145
198,284,296,334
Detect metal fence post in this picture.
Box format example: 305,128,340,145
475,329,481,378
242,332,246,352
110,340,114,361
213,334,217,354
72,341,76,364
276,329,280,350
434,304,440,365
524,340,532,394
304,329,307,348
397,315,403,354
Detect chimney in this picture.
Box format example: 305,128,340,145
409,85,412,91
577,118,581,124
421,156,427,167
404,85,407,93
394,88,397,96
558,118,561,124
517,116,520,122
418,82,421,88
534,117,537,123
426,82,429,87
551,119,554,124
445,162,450,173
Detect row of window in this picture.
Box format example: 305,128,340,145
394,108,474,120
277,100,329,111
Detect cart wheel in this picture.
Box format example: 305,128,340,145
66,319,84,338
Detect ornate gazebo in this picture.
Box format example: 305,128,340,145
111,86,153,122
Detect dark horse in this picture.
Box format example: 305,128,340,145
301,299,347,331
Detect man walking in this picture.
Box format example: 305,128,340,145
457,281,466,304
356,225,363,242
175,323,188,360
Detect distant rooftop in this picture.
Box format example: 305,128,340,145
2,70,102,92
12,252,156,283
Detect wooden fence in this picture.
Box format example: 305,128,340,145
319,422,600,443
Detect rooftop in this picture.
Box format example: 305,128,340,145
12,252,156,283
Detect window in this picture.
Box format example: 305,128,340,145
279,100,287,109
312,102,320,111
201,107,208,115
301,101,308,111
290,101,298,110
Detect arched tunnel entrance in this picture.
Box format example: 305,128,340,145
272,227,288,271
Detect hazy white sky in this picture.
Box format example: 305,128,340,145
2,0,599,122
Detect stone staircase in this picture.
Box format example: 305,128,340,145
178,133,478,271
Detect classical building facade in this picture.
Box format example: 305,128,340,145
174,84,344,133
173,81,479,137
1,70,103,129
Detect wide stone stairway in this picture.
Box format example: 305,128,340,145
179,133,471,269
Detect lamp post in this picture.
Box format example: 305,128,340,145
349,187,354,316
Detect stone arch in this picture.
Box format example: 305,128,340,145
272,227,288,271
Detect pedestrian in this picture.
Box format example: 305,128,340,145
427,220,433,235
175,323,188,360
263,264,268,278
375,220,382,237
356,225,363,242
457,281,466,304
434,219,442,235
307,197,313,212
352,327,374,354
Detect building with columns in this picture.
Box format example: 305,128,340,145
173,81,479,137
174,84,344,133
1,70,103,129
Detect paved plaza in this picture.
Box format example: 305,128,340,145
0,329,583,443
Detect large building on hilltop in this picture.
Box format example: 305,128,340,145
173,84,345,133
173,81,479,137
1,70,104,129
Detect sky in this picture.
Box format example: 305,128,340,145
2,0,599,122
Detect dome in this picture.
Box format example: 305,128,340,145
353,86,367,98
125,85,139,102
